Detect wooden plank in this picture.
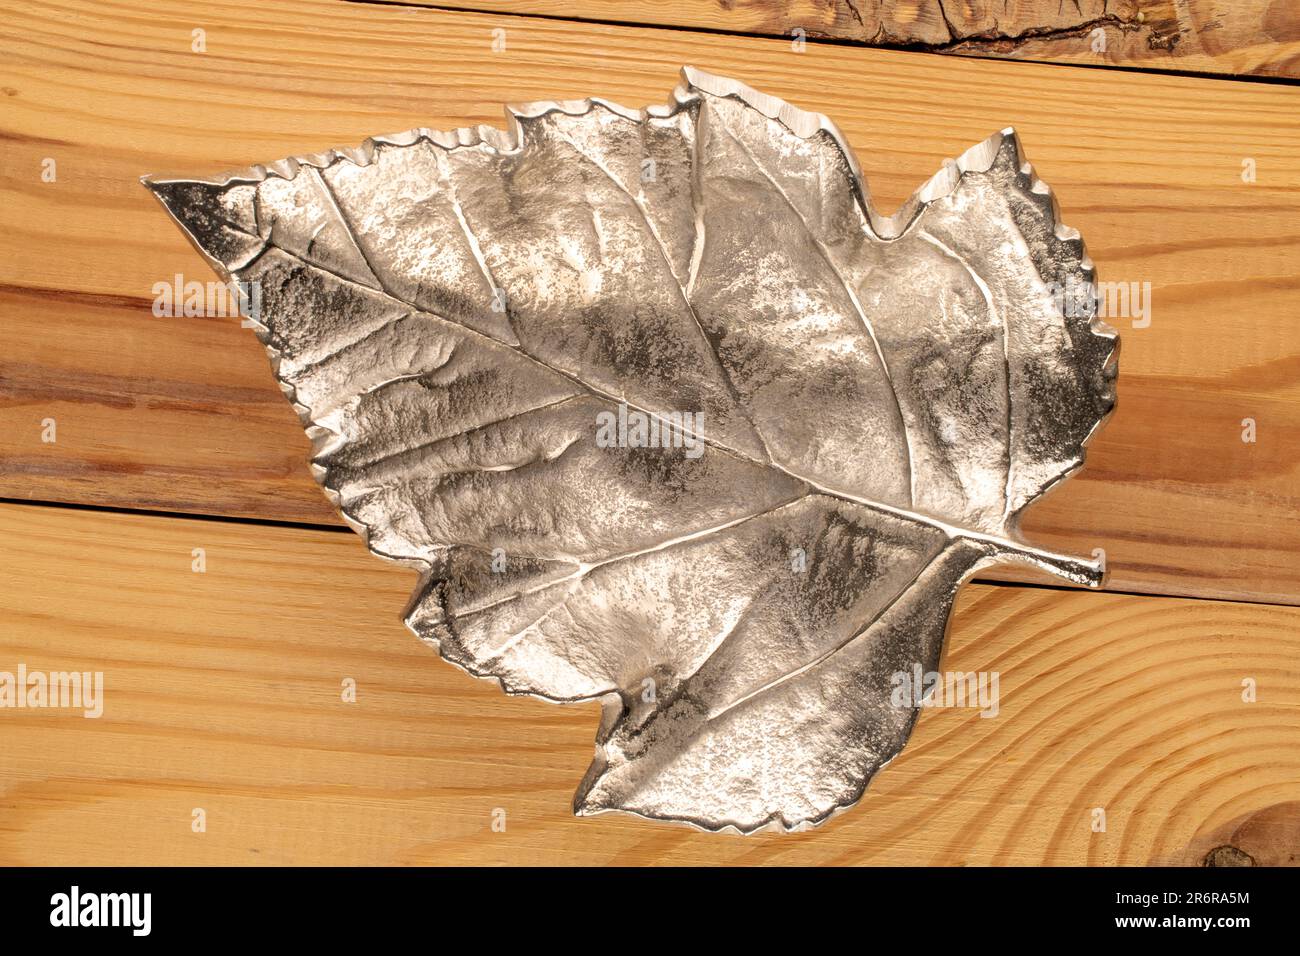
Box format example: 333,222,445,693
1,0,1298,603
1,501,1297,865
386,0,1300,79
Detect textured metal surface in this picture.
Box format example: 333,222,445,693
146,68,1118,833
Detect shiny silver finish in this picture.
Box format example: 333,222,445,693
147,68,1118,833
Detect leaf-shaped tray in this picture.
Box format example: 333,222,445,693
147,68,1118,833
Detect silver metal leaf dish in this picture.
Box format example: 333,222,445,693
146,67,1118,834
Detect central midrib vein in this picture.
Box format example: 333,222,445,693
224,155,1096,587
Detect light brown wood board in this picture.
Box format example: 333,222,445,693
1,0,1298,603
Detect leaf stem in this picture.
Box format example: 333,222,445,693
957,532,1105,589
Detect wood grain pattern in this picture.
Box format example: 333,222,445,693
387,0,1300,79
2,0,1298,604
1,502,1297,865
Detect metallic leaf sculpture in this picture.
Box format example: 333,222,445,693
146,68,1117,833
